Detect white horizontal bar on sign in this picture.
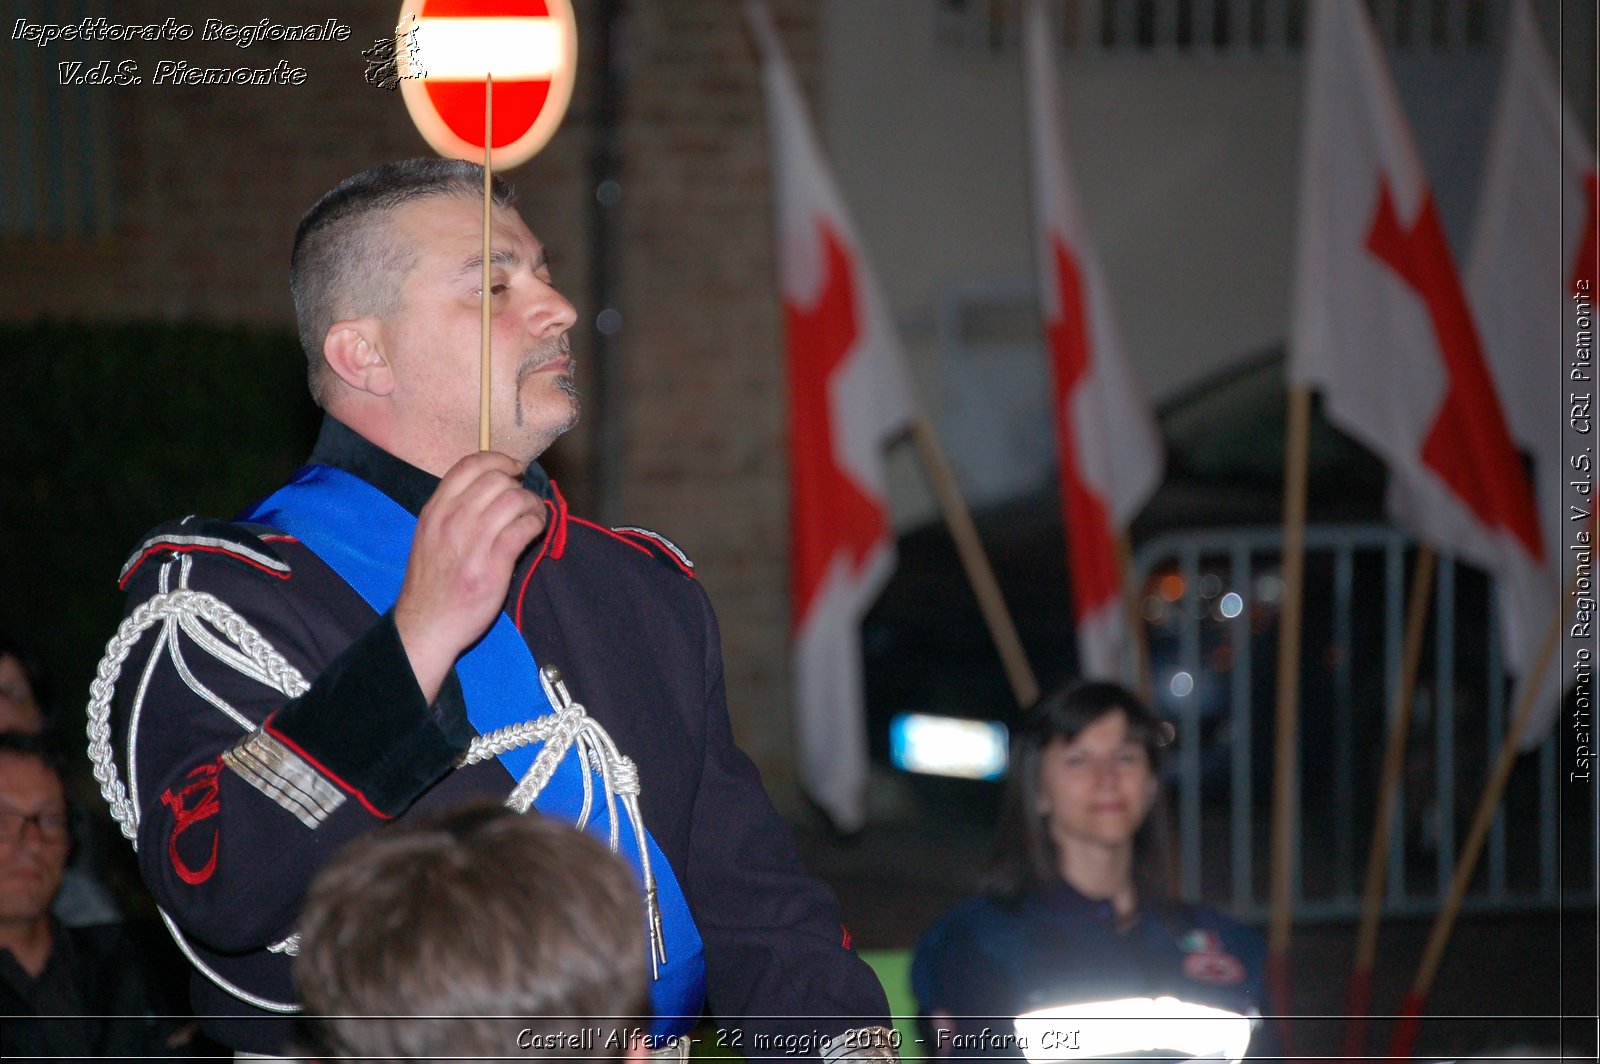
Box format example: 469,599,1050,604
405,18,561,81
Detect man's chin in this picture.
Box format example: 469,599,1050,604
511,393,581,457
545,385,581,430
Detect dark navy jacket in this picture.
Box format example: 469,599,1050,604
0,918,176,1061
912,882,1266,1058
109,417,887,1054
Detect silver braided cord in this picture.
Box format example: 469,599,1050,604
460,717,553,763
85,582,312,1014
86,579,670,1006
157,909,302,1015
267,933,301,956
86,588,309,844
491,666,667,976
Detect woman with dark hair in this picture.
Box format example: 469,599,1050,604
911,682,1266,1058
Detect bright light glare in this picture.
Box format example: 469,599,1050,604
1015,996,1254,1063
1169,671,1195,698
889,714,1008,780
1219,591,1244,619
407,18,562,79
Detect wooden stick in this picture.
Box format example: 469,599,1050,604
1268,383,1312,1027
908,415,1040,708
1116,532,1154,705
480,74,494,453
1341,544,1435,1057
1116,534,1163,892
1403,541,1588,1002
1387,571,1578,1062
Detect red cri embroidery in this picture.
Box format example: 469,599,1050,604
1182,949,1247,987
161,759,222,885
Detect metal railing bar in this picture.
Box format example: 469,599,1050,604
1333,541,1356,898
1178,540,1203,902
1230,541,1254,914
1385,537,1407,906
1539,729,1556,899
1135,522,1403,560
1436,556,1457,895
1239,888,1598,925
1127,522,1590,923
1486,581,1507,899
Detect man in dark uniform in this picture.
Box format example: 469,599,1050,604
93,159,893,1057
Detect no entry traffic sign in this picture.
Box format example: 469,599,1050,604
397,0,578,170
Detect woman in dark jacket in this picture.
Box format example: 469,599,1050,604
912,682,1266,1061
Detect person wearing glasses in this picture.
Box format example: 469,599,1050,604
0,733,174,1060
0,629,123,929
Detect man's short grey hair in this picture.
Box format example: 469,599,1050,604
293,803,649,1063
290,159,516,407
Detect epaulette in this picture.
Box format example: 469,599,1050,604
561,514,697,579
118,517,296,590
608,524,697,579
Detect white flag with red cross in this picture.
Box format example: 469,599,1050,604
1023,0,1163,681
749,2,916,831
1289,0,1556,741
1466,0,1596,728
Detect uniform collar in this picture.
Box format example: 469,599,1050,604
307,415,556,517
1033,878,1135,928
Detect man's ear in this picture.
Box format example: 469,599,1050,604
322,320,394,397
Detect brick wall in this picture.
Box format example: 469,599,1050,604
609,0,819,788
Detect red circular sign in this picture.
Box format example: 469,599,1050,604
398,0,577,170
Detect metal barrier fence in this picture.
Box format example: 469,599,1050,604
1131,523,1595,923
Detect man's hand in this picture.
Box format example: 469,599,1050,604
393,452,547,702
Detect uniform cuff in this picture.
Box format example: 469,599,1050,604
252,612,468,817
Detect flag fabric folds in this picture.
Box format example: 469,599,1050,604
1466,0,1595,730
1023,0,1163,680
749,2,916,831
1289,0,1556,740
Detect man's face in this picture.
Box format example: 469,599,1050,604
0,754,69,926
376,194,579,470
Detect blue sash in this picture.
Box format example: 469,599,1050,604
243,465,705,1033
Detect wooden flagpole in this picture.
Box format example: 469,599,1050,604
1267,383,1312,1043
480,74,494,452
1117,531,1171,896
1116,532,1154,705
1387,523,1591,1060
908,415,1040,709
1341,544,1436,1057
